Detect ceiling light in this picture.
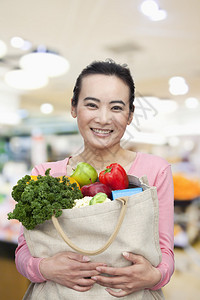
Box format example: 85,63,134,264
0,40,7,58
10,36,32,51
168,76,185,86
5,69,48,90
149,9,167,21
185,97,199,109
140,0,159,16
19,47,70,77
169,76,189,95
21,40,32,51
140,0,167,21
10,36,25,48
40,103,54,114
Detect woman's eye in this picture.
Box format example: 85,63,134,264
112,106,123,111
85,103,98,108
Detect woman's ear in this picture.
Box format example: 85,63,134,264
127,105,134,125
127,111,134,125
71,104,77,118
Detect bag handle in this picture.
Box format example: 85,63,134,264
52,198,128,256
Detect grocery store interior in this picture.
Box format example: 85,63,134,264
1,0,200,299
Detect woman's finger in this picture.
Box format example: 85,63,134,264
77,277,96,286
95,266,125,276
67,252,107,269
79,270,101,278
98,281,125,289
66,251,91,262
73,284,93,292
122,252,142,264
92,274,126,286
106,288,127,298
79,262,107,271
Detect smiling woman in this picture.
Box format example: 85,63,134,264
15,60,174,299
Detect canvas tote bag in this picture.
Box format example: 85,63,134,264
23,175,165,299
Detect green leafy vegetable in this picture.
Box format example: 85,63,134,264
7,168,83,230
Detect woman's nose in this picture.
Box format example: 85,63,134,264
95,108,112,124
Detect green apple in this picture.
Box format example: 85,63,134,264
89,193,107,205
70,162,98,187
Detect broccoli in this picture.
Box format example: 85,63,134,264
7,168,83,230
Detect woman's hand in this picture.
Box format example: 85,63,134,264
39,251,105,292
91,252,162,298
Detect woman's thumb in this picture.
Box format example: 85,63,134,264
122,252,139,263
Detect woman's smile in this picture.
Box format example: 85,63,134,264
91,128,114,137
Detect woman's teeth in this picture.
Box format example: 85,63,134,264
92,128,112,134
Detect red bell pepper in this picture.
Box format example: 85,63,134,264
99,163,129,190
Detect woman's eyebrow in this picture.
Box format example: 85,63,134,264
109,100,125,106
83,97,125,106
83,97,100,102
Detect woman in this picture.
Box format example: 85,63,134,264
16,60,174,298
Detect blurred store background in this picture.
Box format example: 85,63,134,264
0,0,200,299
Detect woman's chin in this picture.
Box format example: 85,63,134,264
85,138,119,152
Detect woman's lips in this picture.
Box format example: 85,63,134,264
91,128,113,136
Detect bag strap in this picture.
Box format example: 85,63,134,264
51,198,128,256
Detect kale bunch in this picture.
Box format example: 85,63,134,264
7,168,83,230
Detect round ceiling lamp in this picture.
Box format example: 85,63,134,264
19,47,70,77
4,69,49,90
10,36,32,51
169,76,189,96
140,0,167,21
40,103,54,114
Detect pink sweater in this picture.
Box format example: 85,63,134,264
15,152,174,290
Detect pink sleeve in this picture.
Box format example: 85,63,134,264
15,164,48,282
15,226,46,282
150,165,175,290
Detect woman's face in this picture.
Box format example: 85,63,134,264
71,74,133,150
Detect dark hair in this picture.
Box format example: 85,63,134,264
72,59,135,112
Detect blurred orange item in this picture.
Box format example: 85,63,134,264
30,175,38,181
174,224,182,236
58,176,80,189
173,173,200,200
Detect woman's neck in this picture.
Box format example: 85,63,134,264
69,144,136,174
82,143,121,165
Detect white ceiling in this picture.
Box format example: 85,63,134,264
0,0,200,137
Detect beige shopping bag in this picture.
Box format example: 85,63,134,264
23,175,164,299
